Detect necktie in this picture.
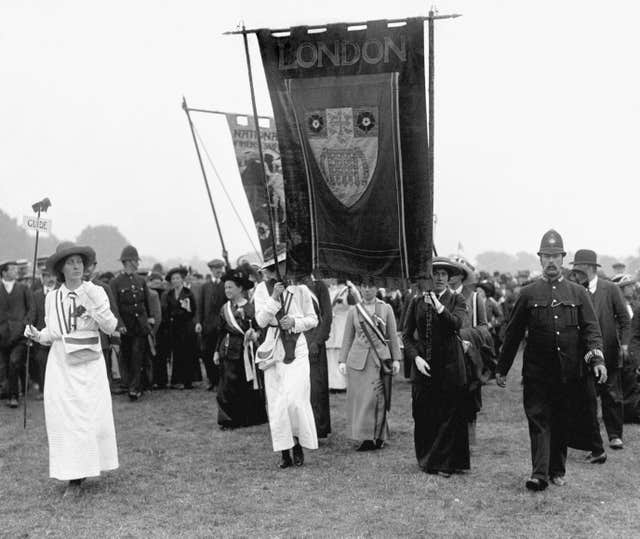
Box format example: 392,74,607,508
68,291,78,331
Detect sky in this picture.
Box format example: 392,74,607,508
2,0,639,265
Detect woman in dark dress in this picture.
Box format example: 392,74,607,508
163,267,199,389
403,257,470,477
214,267,267,429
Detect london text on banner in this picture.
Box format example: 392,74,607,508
257,19,431,281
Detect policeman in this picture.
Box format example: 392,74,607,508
110,245,154,401
496,230,606,491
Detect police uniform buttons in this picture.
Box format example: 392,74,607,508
556,331,560,335
557,347,560,351
552,286,556,290
554,315,558,319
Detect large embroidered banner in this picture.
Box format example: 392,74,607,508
225,113,286,258
257,19,431,281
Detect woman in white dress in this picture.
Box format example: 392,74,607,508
254,250,319,468
25,242,118,496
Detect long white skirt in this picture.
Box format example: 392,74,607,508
44,341,119,480
264,341,318,452
327,348,347,390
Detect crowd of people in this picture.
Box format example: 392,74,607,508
2,229,640,495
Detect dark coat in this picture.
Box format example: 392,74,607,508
403,289,468,389
110,272,151,336
33,288,47,331
304,280,333,354
0,282,34,347
497,277,603,382
197,280,226,335
590,278,630,369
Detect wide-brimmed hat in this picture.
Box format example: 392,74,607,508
476,279,496,298
615,274,637,288
119,245,140,262
432,256,464,278
0,260,17,274
165,266,188,282
537,229,566,256
262,244,286,270
46,242,96,274
221,267,254,290
571,249,601,267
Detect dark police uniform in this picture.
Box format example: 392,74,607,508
110,271,151,397
497,230,604,486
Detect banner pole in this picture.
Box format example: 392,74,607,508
428,10,436,266
240,25,282,281
182,96,230,267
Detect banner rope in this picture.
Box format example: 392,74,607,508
193,125,263,259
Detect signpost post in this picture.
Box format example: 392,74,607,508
22,197,51,428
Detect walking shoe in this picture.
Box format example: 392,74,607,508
525,478,548,491
356,440,376,452
374,439,385,450
550,476,566,486
609,438,623,450
585,451,607,464
292,444,304,466
279,450,293,469
7,397,19,408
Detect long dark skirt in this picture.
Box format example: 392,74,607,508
169,327,200,386
217,356,267,428
412,382,470,473
310,344,331,438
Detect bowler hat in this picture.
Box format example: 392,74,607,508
165,266,188,282
46,242,96,275
537,229,566,256
119,245,140,262
221,267,254,290
570,249,601,267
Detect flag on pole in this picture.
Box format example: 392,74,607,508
225,113,286,259
257,18,431,281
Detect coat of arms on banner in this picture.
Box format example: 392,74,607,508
305,106,379,208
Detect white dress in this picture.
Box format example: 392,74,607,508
326,284,349,390
37,282,119,480
254,282,319,451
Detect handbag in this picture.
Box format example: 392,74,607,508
55,289,101,365
255,290,294,371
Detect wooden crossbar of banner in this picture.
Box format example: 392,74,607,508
223,14,461,35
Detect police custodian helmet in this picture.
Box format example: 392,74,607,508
537,229,566,257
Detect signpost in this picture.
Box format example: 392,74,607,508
23,216,52,235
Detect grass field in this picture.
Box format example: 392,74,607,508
2,354,640,538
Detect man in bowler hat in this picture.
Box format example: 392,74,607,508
571,249,630,450
496,230,606,491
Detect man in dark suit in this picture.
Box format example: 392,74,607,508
496,231,606,491
31,269,57,398
303,276,333,438
0,261,34,408
195,259,226,390
571,249,631,449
